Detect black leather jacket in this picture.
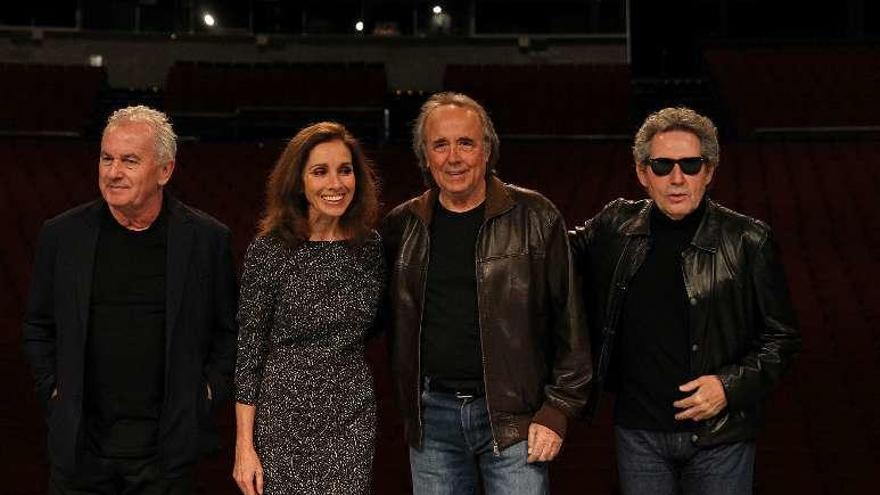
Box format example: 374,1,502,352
381,177,592,451
570,198,800,446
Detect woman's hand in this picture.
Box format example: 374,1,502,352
233,443,264,495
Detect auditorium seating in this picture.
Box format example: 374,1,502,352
163,61,390,140
443,64,634,136
4,34,880,493
4,136,878,493
0,64,106,135
705,46,880,136
165,61,388,113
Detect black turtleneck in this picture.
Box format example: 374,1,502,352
615,200,707,432
85,203,168,457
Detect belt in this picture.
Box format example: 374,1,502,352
425,377,485,398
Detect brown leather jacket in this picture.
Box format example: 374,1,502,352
380,177,592,451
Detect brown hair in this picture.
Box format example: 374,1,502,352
259,122,379,247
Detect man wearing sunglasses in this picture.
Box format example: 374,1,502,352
570,107,801,494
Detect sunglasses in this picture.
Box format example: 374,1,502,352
645,157,707,176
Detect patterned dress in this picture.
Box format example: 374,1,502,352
235,233,385,495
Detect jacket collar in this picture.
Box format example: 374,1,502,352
408,175,514,225
623,198,721,253
83,199,104,227
692,200,722,252
76,192,191,346
75,200,104,333
165,193,191,224
164,193,194,362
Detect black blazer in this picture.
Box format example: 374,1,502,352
22,195,238,476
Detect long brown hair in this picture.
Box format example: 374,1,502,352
259,122,379,247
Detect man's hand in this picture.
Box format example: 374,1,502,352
673,375,727,421
527,423,563,463
233,444,264,495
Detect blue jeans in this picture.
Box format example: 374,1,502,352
615,426,755,495
410,389,548,495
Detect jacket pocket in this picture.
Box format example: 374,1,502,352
198,381,213,421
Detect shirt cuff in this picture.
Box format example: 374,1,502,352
531,403,569,439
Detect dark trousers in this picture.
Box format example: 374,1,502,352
49,451,193,495
615,426,755,495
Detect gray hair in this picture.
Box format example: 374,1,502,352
412,92,500,188
633,107,719,169
104,105,177,163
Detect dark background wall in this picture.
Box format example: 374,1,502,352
1,1,879,493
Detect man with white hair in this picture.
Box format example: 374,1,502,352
23,105,238,493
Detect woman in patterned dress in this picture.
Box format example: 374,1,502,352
233,122,384,495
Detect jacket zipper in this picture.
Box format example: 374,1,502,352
602,237,646,392
415,222,430,448
473,220,500,456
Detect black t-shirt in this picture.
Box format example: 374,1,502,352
85,204,167,457
420,200,486,382
615,200,706,431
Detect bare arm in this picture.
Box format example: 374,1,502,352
233,402,263,495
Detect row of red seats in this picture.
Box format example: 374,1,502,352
444,64,634,136
706,47,880,134
8,45,880,141
0,64,106,133
165,61,388,113
2,138,878,493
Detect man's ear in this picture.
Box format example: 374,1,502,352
635,162,649,188
158,159,175,186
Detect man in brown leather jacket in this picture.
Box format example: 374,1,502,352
570,107,801,495
381,92,591,494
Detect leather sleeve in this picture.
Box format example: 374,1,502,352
376,209,405,338
567,198,625,268
568,215,599,263
536,211,593,435
378,209,402,272
716,229,802,410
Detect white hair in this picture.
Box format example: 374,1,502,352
105,105,177,163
